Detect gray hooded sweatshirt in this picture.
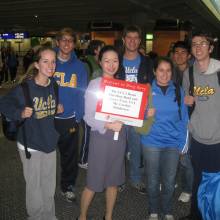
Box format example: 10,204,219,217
183,58,220,145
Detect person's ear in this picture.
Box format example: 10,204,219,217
187,53,191,60
209,45,214,53
34,61,39,70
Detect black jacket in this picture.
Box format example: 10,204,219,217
115,54,154,84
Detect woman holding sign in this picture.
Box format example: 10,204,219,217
140,57,189,220
78,46,126,220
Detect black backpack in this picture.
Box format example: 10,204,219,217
188,66,220,117
1,80,58,159
2,82,32,141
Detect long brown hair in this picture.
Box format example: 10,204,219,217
21,46,55,82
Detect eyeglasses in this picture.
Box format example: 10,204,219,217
60,38,74,43
192,41,209,48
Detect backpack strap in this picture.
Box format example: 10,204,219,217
188,66,195,117
174,83,182,120
217,71,220,86
21,82,32,108
52,80,59,113
189,66,194,96
20,82,32,159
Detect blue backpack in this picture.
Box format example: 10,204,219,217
198,172,220,220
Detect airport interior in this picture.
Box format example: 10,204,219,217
0,0,220,219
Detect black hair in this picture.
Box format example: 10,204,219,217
154,56,174,73
98,45,119,62
122,25,142,38
154,56,182,120
172,41,190,53
87,40,105,56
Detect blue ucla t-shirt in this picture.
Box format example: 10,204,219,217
123,55,141,83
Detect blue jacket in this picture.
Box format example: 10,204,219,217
54,52,88,121
141,80,188,152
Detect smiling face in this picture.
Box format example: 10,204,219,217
173,47,190,66
155,60,172,86
34,49,56,79
56,34,74,58
100,50,119,78
191,36,213,62
123,32,141,53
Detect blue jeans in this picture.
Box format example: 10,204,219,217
143,146,180,215
179,153,193,193
127,126,143,184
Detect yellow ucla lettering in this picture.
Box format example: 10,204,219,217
194,86,215,96
33,95,56,119
54,72,77,88
69,74,77,87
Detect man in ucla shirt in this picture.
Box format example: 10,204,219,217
54,27,88,202
181,32,220,220
115,25,154,194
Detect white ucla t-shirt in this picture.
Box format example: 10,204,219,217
123,55,141,83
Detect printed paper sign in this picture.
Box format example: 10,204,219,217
95,77,150,127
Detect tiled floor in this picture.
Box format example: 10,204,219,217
0,134,190,220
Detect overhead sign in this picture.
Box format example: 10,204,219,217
95,77,150,127
0,32,29,39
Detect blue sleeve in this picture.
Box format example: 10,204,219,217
75,64,88,121
178,88,189,152
0,86,25,121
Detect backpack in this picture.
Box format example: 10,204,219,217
1,80,58,159
2,82,31,142
198,172,220,220
188,66,220,117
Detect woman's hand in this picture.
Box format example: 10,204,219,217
21,107,33,118
105,121,123,132
57,104,64,114
147,108,156,117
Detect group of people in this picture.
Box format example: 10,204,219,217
0,24,219,220
0,47,19,87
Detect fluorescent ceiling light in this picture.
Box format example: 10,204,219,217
202,0,220,21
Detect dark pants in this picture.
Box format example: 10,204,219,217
79,120,90,164
55,118,79,192
9,67,17,81
190,137,220,220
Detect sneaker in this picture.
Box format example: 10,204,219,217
178,192,191,203
131,182,147,195
164,214,174,220
118,183,125,192
126,152,131,160
61,185,76,202
148,213,159,220
78,162,88,169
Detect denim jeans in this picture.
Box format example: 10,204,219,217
179,153,193,193
143,146,180,215
127,126,143,184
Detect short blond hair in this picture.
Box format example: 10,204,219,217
56,27,76,43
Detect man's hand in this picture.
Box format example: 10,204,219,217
184,95,195,106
